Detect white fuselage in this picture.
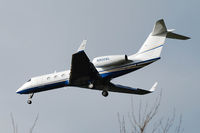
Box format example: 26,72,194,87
16,55,160,94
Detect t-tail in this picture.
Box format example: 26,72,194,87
132,19,190,61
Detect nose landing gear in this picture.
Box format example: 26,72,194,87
27,93,34,104
27,100,32,104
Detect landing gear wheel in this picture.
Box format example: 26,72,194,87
102,90,108,97
88,83,94,89
27,93,34,104
27,100,32,104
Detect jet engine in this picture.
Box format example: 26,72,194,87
92,55,128,67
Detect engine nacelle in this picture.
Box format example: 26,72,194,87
92,55,128,67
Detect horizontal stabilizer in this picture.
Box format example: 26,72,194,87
167,32,190,40
151,19,190,40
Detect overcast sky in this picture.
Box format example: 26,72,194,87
0,0,199,132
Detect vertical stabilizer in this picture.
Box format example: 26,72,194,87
136,19,167,60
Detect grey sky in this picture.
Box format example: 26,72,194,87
0,0,199,132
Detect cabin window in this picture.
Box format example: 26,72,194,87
54,75,57,78
27,79,31,82
61,74,65,77
47,77,50,80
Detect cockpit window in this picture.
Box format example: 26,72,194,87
27,79,31,82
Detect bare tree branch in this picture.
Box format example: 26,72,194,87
118,113,123,133
29,113,39,133
118,90,184,133
10,113,39,133
10,113,17,133
132,92,161,133
175,114,183,133
118,113,127,133
15,124,18,133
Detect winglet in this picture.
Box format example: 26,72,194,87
77,40,87,52
149,82,158,92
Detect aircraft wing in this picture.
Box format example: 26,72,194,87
69,40,101,86
107,82,158,95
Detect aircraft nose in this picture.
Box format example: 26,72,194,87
16,87,23,94
16,84,26,94
16,82,31,94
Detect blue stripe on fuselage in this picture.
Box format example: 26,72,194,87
99,57,160,79
17,80,69,94
100,67,141,78
139,45,163,54
98,57,160,73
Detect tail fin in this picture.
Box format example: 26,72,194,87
134,19,190,61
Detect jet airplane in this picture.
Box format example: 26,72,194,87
16,19,190,104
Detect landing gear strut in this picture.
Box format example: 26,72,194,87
27,93,34,104
102,90,108,97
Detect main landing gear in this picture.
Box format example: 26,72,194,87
102,90,108,97
27,93,34,104
88,83,94,89
88,82,109,97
